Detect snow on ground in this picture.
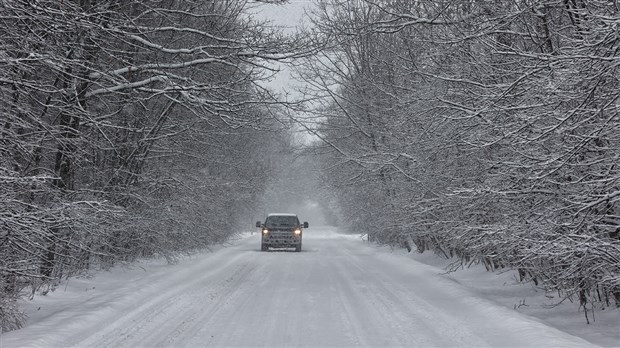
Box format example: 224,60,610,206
1,226,618,347
406,249,620,347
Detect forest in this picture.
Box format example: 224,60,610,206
1,0,619,330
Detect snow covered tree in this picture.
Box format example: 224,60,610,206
304,0,620,314
0,0,313,330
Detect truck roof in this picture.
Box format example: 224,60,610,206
267,213,297,217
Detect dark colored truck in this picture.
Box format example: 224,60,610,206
256,213,309,252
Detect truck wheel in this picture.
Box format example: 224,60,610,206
261,244,268,251
295,244,302,252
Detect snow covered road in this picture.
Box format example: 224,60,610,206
2,227,601,347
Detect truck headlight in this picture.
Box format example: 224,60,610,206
262,229,269,235
294,229,301,235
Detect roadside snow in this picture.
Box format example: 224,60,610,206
407,249,620,347
1,227,618,347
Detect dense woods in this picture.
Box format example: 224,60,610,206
0,0,311,330
2,0,619,331
304,0,620,320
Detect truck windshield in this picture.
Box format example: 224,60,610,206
265,216,298,228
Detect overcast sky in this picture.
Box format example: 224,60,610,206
247,0,316,96
250,0,313,32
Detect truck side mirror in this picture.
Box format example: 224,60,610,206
303,222,309,228
256,221,262,228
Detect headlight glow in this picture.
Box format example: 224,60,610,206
262,228,269,235
294,229,301,235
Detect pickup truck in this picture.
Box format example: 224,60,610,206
256,213,309,252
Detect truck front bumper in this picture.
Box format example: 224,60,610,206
262,233,301,248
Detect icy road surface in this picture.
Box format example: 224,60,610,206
3,227,599,347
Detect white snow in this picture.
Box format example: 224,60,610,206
1,226,618,347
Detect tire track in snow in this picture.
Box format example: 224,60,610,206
68,247,255,347
4,230,598,348
335,245,489,347
329,246,455,347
